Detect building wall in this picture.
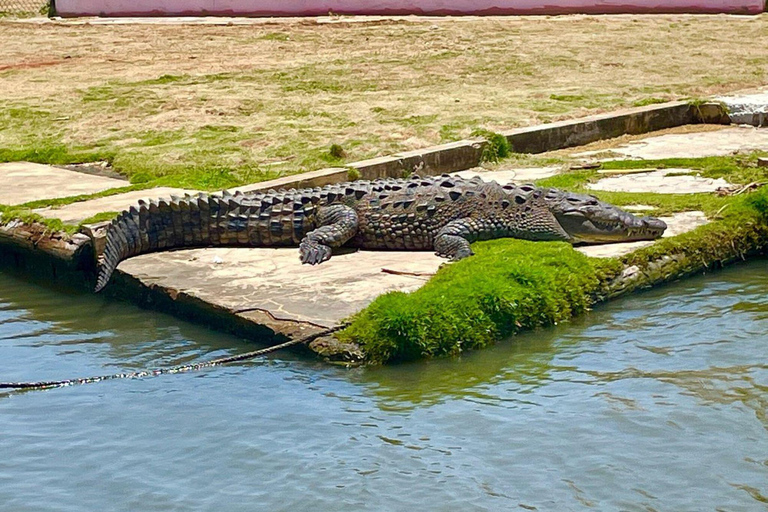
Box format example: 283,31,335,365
55,0,766,17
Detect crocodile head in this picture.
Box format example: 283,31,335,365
547,190,667,244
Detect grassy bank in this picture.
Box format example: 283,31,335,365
340,161,768,364
2,15,768,189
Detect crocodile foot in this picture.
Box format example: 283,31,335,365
300,241,333,265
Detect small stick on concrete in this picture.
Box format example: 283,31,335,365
381,268,436,278
597,168,659,176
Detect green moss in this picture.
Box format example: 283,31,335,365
340,240,610,364
0,205,77,235
347,168,362,181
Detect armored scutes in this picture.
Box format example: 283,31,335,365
95,175,667,292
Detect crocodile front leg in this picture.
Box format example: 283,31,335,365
300,205,359,264
433,218,475,261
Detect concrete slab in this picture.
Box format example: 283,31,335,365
0,162,127,206
576,211,708,258
34,187,200,224
588,169,730,194
118,248,444,328
578,126,768,160
454,167,561,184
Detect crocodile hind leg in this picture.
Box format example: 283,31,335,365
300,205,359,264
433,218,475,261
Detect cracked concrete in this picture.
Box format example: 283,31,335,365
588,169,730,194
119,248,443,328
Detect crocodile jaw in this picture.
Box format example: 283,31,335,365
555,209,667,244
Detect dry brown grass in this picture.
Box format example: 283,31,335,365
1,14,767,188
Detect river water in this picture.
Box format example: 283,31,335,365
1,260,767,511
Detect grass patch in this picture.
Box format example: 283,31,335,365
4,15,767,193
632,97,670,107
0,143,114,167
598,153,768,185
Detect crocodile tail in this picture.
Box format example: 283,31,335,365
95,192,226,292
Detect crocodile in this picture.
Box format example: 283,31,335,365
94,174,667,292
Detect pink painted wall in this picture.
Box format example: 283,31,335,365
55,0,766,17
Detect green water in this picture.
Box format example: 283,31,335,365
1,260,767,511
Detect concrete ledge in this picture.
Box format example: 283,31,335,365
109,267,328,355
501,101,715,154
235,140,486,194
0,220,94,286
0,220,91,266
54,0,768,17
232,101,727,195
348,140,486,180
231,167,350,194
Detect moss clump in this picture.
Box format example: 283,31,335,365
339,239,620,364
0,205,77,235
347,167,362,181
471,129,511,163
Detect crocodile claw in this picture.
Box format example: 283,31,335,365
299,241,333,265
